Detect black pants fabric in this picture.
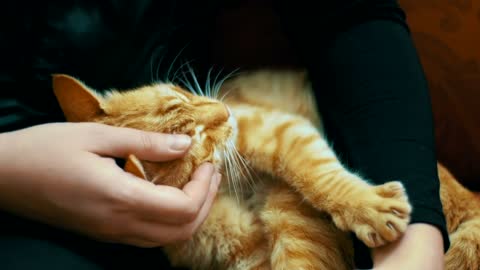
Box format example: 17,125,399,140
0,211,182,270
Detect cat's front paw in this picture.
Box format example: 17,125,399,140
331,181,412,248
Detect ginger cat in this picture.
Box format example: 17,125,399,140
51,70,479,270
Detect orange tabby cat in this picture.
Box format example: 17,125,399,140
51,70,479,270
220,70,480,270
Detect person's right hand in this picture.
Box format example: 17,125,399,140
0,122,221,247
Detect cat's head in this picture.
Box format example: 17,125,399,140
52,74,237,188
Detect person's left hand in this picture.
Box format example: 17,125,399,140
0,123,221,247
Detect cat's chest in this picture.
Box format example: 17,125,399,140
218,170,278,212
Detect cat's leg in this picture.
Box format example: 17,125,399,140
232,105,411,247
260,183,354,270
164,194,270,270
445,218,480,270
438,164,480,270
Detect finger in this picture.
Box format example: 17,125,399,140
185,172,222,231
180,163,217,219
118,163,215,225
123,173,222,247
113,237,160,248
85,123,192,161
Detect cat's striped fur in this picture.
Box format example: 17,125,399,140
52,70,479,269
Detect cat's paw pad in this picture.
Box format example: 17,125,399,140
332,181,412,248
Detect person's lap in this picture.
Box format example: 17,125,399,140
0,211,180,270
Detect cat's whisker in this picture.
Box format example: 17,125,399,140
227,143,244,198
155,53,167,83
228,140,257,192
225,141,241,194
231,150,243,203
205,67,214,98
219,89,233,102
179,73,198,96
211,67,224,99
214,68,241,100
233,144,255,175
225,148,239,202
178,64,205,97
150,46,164,82
234,153,255,192
170,59,195,84
176,62,199,95
185,63,205,97
224,148,240,203
165,44,190,83
222,149,234,199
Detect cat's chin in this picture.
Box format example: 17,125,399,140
227,106,238,143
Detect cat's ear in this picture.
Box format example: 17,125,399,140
125,154,147,180
52,74,104,122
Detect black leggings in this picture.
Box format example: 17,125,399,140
0,211,182,270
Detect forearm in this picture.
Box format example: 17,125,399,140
373,224,444,270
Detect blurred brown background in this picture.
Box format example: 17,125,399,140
207,0,480,191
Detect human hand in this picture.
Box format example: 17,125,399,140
0,122,221,247
371,224,445,270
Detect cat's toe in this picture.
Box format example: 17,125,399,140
354,225,386,248
372,195,411,243
356,183,412,246
374,181,407,200
375,182,412,221
353,215,406,247
330,181,412,248
379,199,412,219
378,213,408,241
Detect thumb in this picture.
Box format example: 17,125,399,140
85,124,192,161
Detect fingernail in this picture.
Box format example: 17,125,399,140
169,135,191,151
201,163,215,177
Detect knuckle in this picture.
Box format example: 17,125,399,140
139,132,155,154
85,123,111,141
182,203,201,222
107,182,136,208
177,227,195,242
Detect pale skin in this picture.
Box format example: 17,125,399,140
0,122,444,268
0,122,221,248
372,224,445,270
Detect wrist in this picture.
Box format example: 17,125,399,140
372,223,444,270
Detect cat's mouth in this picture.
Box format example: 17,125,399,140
214,109,254,196
213,106,238,171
